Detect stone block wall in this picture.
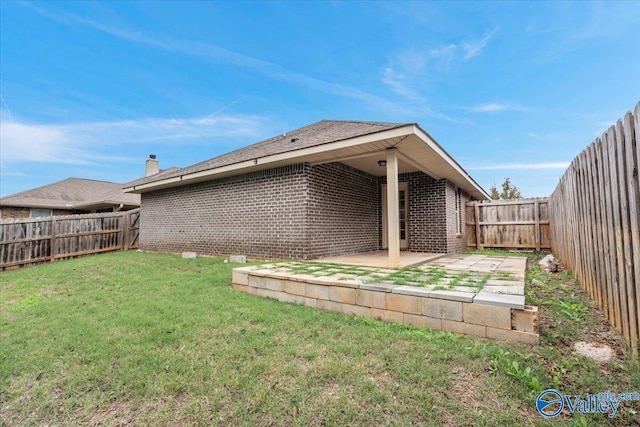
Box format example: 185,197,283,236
233,267,539,344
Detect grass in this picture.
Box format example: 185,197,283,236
1,251,639,426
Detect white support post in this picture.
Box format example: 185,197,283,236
386,148,400,267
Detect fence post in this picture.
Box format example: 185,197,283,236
534,201,541,252
474,203,481,250
50,216,57,262
123,211,130,251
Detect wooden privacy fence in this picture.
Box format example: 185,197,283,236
548,102,639,357
0,208,140,269
466,199,551,250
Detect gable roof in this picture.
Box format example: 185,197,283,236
124,119,490,200
0,178,141,210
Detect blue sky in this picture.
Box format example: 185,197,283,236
1,1,639,198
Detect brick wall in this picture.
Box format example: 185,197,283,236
306,163,378,258
140,163,467,259
445,181,470,253
0,207,83,220
379,172,449,253
140,162,381,260
0,207,30,219
140,164,309,259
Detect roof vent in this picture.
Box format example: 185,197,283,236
290,138,299,143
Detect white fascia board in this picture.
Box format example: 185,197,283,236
126,125,415,193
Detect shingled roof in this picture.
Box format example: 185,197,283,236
124,118,489,200
128,120,407,187
0,178,140,210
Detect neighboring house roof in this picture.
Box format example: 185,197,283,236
124,119,490,200
0,178,141,211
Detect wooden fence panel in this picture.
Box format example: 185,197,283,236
549,101,640,358
0,208,140,269
465,199,550,250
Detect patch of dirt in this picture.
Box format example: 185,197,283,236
87,400,135,427
573,341,616,363
449,366,480,407
441,365,491,426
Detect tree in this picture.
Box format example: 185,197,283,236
489,177,522,200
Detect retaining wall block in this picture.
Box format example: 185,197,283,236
422,298,463,321
463,303,512,329
387,293,423,315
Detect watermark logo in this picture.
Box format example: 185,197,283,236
537,389,564,417
536,389,640,418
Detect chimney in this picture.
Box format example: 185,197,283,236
145,154,159,177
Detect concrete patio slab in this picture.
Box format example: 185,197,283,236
313,251,444,268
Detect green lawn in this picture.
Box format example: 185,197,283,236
1,251,638,426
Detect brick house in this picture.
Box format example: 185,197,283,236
0,178,140,220
125,120,490,265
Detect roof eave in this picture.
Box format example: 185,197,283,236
124,124,416,194
412,124,491,200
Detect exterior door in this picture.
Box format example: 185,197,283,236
382,182,409,249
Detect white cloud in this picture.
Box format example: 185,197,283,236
462,29,497,59
0,113,268,166
382,67,423,101
467,162,570,171
469,102,528,113
430,44,457,58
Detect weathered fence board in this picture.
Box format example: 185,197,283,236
466,199,550,250
0,209,140,269
549,101,640,357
